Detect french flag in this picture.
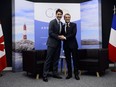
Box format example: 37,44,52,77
108,12,116,62
0,21,7,72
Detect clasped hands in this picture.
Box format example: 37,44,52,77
58,35,66,40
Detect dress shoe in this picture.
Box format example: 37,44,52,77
75,75,80,80
43,77,48,82
53,75,62,79
66,75,72,79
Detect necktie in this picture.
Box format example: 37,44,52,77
66,23,68,27
65,23,68,33
59,21,62,33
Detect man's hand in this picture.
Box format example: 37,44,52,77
58,35,66,40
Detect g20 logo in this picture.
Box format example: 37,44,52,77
45,8,69,18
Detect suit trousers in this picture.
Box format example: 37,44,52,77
64,47,79,76
43,46,61,77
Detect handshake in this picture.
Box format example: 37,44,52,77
58,35,66,40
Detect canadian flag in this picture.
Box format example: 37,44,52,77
0,21,7,72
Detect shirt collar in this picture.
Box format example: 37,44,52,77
65,22,70,27
56,18,60,23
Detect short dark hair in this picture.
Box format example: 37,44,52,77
64,13,71,18
56,9,63,14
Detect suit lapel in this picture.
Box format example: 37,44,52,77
54,19,60,32
66,23,72,33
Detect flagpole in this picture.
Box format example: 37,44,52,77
111,5,116,72
113,5,116,14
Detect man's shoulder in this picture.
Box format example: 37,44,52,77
70,22,76,26
50,19,56,23
70,22,76,25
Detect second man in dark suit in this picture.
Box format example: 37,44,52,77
62,13,80,80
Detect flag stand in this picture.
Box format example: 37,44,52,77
111,62,116,72
0,72,3,77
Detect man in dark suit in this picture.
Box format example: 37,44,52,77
62,13,80,80
43,9,63,82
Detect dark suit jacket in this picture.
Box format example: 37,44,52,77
47,19,63,48
62,22,78,49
